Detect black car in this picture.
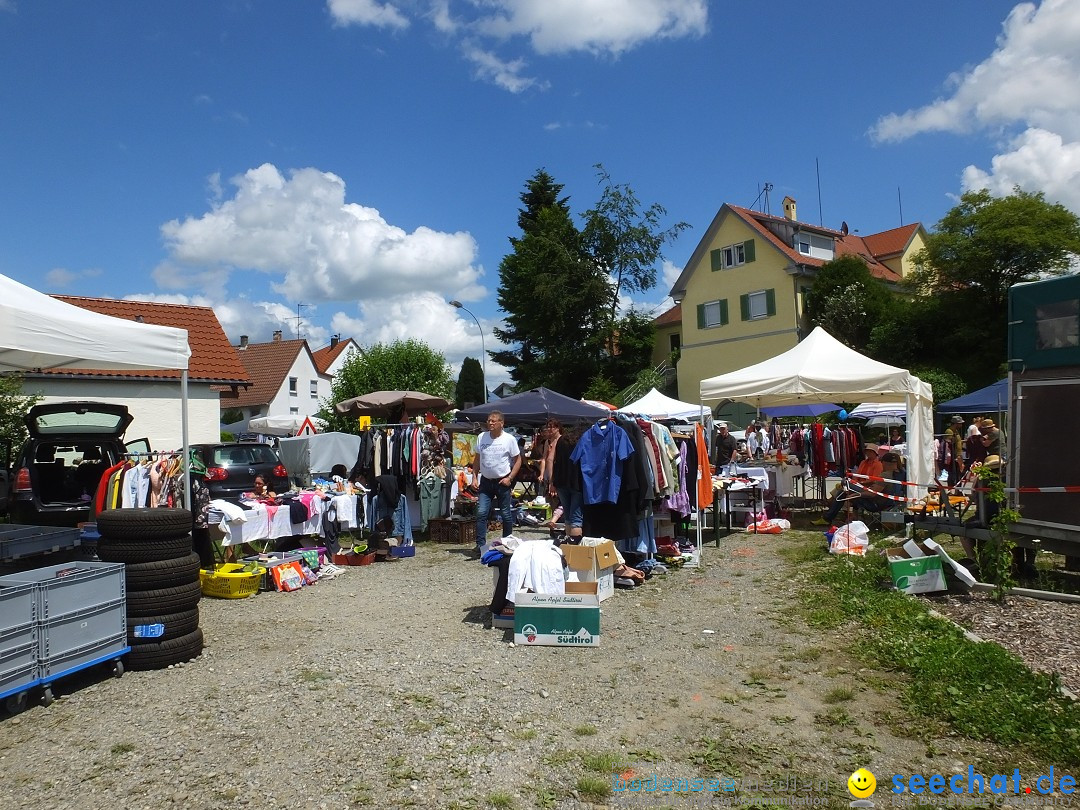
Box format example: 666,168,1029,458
8,402,149,527
192,442,290,503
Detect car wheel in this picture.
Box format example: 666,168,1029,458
97,534,193,564
96,508,192,541
125,628,204,671
127,607,200,644
126,580,202,616
123,552,201,590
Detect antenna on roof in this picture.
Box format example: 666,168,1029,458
295,302,307,341
898,186,905,226
749,183,772,214
816,158,823,226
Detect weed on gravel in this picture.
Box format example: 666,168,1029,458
785,536,1080,765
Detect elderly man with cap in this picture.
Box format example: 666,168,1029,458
944,415,966,486
712,422,738,470
813,444,883,525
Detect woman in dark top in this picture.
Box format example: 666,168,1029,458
548,422,583,541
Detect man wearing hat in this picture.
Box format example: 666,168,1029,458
979,418,1001,457
712,422,738,470
944,415,965,486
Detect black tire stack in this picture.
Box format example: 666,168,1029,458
95,508,204,671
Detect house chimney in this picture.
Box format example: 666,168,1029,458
239,335,249,349
272,330,282,342
330,334,340,348
783,196,797,221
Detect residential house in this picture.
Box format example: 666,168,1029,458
311,335,360,379
665,196,926,404
22,296,249,448
219,331,332,429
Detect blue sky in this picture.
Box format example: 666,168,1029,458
2,1,1078,388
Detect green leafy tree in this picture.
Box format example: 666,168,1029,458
606,309,657,393
220,407,244,425
455,357,485,409
0,373,40,454
493,171,611,396
583,373,619,404
323,339,454,433
582,164,690,333
805,255,895,350
910,187,1080,311
910,367,966,406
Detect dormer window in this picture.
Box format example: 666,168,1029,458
795,233,835,260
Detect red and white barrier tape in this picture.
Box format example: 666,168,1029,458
849,472,1080,496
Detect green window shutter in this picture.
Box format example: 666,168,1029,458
744,239,755,263
765,288,776,316
710,248,722,272
697,303,706,329
740,294,750,321
719,299,729,325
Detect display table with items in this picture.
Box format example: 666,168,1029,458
208,491,360,549
711,466,770,537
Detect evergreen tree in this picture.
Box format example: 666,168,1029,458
455,357,485,408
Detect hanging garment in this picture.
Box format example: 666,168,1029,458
571,421,634,505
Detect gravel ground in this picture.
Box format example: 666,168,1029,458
0,529,1069,810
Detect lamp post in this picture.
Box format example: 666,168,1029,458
449,300,487,404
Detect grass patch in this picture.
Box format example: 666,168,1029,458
110,742,136,755
573,724,598,736
689,737,742,775
486,792,516,810
511,728,537,741
580,750,627,774
798,551,1080,765
575,775,611,802
823,686,856,704
777,539,828,564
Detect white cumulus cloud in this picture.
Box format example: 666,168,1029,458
463,45,543,93
871,0,1080,214
157,163,484,304
327,0,409,29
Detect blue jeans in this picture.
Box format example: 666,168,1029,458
476,478,513,548
555,486,584,531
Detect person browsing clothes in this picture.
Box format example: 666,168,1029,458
472,410,522,557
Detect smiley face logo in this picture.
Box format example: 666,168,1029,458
848,768,876,798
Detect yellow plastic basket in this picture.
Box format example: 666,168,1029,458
200,563,263,599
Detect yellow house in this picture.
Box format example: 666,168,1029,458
662,197,926,404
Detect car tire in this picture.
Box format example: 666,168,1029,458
97,534,193,564
126,580,202,616
125,628,204,671
123,552,202,590
96,508,192,541
127,607,200,644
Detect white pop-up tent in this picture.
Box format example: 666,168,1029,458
700,327,934,494
0,273,193,500
618,387,703,421
248,414,328,436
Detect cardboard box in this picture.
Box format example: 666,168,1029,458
562,539,617,602
514,581,600,647
886,544,946,594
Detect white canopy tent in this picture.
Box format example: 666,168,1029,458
618,387,703,421
0,273,193,502
700,327,934,495
248,414,328,436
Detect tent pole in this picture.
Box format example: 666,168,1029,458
182,370,191,511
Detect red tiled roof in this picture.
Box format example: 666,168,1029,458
311,339,353,374
219,339,310,408
726,205,901,283
861,223,920,258
43,296,249,384
653,304,681,327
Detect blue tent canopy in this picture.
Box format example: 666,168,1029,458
938,379,1007,414
456,387,610,426
760,403,840,418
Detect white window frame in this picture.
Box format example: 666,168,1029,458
289,377,298,396
310,380,318,398
289,406,299,415
721,242,746,269
747,290,769,320
703,300,724,327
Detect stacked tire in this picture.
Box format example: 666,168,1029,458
95,508,203,671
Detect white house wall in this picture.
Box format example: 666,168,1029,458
267,351,330,421
325,343,360,378
24,379,222,448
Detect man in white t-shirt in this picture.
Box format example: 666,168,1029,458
472,410,522,556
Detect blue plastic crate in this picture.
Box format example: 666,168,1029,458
39,633,128,682
389,544,415,558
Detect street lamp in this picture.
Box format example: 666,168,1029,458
449,300,487,404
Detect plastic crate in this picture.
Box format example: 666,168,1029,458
0,525,81,562
0,582,37,636
428,518,476,545
0,649,39,701
0,561,126,623
39,598,126,663
200,564,263,599
242,551,305,570
389,544,416,558
40,633,128,681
